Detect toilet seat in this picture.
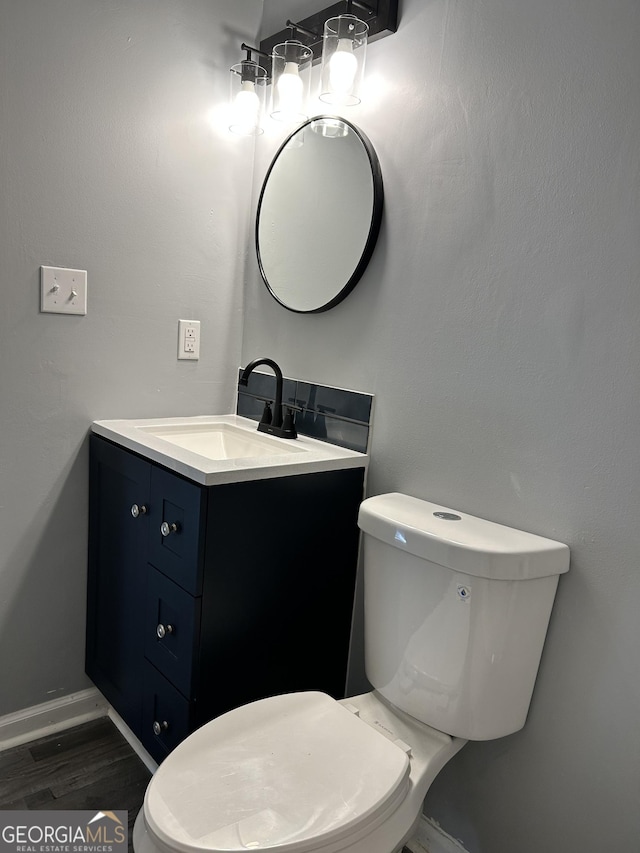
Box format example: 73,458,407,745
144,691,411,853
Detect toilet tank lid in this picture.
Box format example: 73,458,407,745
358,493,570,580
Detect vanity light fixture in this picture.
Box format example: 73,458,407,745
228,0,397,135
229,44,268,136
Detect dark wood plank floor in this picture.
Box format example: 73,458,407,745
0,717,151,853
0,717,415,853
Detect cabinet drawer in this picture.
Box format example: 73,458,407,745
148,466,206,595
141,663,192,763
145,567,200,698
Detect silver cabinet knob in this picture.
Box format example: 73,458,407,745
153,720,169,736
131,503,148,518
156,623,174,639
160,521,179,537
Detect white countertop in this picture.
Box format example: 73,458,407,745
92,414,368,486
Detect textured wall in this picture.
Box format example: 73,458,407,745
0,0,262,716
247,0,640,851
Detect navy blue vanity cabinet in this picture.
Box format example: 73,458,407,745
86,434,365,765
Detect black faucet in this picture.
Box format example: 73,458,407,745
239,357,297,439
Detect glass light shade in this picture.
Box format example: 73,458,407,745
271,41,313,123
320,15,368,106
229,61,267,135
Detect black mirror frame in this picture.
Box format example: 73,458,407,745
256,116,384,314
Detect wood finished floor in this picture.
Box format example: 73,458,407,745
0,717,150,852
0,716,414,853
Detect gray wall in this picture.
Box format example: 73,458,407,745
0,0,262,716
247,0,640,851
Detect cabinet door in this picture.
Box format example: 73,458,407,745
144,567,201,698
141,662,192,764
147,466,206,595
86,436,150,737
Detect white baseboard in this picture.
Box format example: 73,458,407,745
0,687,108,752
406,815,470,853
107,706,158,776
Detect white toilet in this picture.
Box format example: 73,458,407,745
133,493,569,853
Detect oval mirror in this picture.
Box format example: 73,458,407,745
256,116,384,314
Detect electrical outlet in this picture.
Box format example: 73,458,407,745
40,266,87,315
178,319,200,360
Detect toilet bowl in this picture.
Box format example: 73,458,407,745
133,691,466,853
134,493,569,853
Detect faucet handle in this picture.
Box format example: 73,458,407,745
281,407,297,438
259,400,272,426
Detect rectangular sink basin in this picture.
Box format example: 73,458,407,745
137,422,304,460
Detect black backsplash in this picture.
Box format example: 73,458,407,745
236,370,373,454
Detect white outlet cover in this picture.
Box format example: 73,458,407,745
178,319,200,360
40,266,87,315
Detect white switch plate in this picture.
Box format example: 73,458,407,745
178,319,200,360
40,266,87,315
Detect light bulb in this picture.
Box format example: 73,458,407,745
329,38,358,95
276,61,303,117
230,80,261,135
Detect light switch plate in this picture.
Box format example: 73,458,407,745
178,319,200,360
40,266,87,315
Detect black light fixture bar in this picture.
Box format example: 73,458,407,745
285,19,320,41
258,0,398,75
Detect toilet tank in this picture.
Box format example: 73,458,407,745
358,494,569,740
